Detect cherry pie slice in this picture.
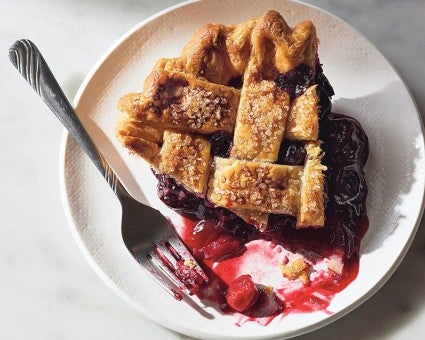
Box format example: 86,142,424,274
116,10,369,318
117,10,331,231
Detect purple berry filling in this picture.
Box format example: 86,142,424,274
276,64,315,100
277,140,306,166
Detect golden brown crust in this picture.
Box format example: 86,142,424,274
281,258,311,284
231,78,290,162
286,85,319,141
158,131,211,194
118,70,240,134
297,142,326,227
176,10,318,82
115,115,162,164
207,157,303,215
249,11,317,78
116,10,326,229
117,135,160,165
180,23,237,84
116,115,163,144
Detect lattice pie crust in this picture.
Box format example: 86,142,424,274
116,10,327,231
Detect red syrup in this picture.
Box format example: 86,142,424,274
154,64,369,325
172,210,367,325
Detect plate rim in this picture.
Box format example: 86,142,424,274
58,0,425,338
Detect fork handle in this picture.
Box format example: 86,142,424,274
9,39,128,199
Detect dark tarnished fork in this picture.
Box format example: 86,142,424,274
9,39,208,299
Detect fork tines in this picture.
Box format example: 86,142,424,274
146,237,208,299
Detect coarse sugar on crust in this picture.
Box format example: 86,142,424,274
208,157,303,215
159,131,211,194
231,76,290,162
297,142,327,227
286,85,319,141
118,70,240,134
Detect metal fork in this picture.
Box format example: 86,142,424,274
9,39,208,299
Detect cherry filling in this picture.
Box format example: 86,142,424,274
323,113,369,168
276,63,315,100
225,275,259,312
277,140,306,165
154,63,369,320
209,131,233,158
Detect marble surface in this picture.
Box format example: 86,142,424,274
1,0,424,339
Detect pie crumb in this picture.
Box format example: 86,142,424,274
281,258,311,284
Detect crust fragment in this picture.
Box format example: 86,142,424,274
281,258,311,284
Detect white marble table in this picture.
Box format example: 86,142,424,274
1,1,424,339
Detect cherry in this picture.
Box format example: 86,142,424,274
189,219,223,254
314,61,335,97
155,173,217,219
209,131,233,158
197,236,245,262
227,76,243,89
225,275,259,312
277,140,306,165
156,174,200,211
318,86,332,123
324,114,369,167
276,64,315,99
175,260,205,292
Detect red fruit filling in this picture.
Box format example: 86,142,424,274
225,275,259,312
175,259,205,293
197,236,245,262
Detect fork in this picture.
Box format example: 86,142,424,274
9,39,208,299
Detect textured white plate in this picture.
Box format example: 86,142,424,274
59,0,425,339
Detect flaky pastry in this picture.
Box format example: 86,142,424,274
116,10,327,230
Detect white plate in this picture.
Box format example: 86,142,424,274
59,0,425,338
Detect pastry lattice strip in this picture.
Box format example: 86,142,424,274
118,70,240,134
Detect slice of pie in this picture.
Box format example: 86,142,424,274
116,10,332,231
